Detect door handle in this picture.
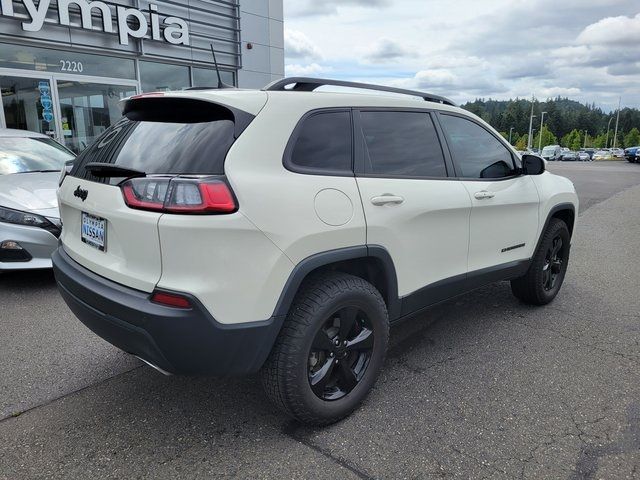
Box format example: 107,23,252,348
371,194,405,206
474,191,495,200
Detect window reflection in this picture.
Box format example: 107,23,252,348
140,61,190,92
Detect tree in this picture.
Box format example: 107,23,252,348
533,124,558,149
515,134,528,151
592,133,607,148
624,128,640,148
460,97,639,145
561,129,582,150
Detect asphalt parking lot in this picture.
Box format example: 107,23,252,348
1,160,640,479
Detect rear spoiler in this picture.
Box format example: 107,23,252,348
120,94,255,139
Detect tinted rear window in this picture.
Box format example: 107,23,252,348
360,111,447,177
287,111,352,175
70,99,241,184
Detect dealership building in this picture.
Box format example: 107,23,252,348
0,0,284,152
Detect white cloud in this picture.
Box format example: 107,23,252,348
392,69,508,99
364,38,415,63
285,63,332,76
283,0,640,108
286,0,390,17
284,29,322,60
539,87,582,97
577,13,640,45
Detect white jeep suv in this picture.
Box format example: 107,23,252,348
54,77,578,425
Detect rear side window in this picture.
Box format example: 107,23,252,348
439,114,516,179
288,111,352,175
70,99,245,184
359,111,447,177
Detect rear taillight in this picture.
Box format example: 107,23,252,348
121,177,237,214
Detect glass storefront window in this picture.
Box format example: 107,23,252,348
57,82,137,153
0,43,136,80
0,76,57,138
139,61,190,92
192,67,235,88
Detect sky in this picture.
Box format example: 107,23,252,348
282,0,640,111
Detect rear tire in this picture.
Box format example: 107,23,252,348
261,272,389,426
511,218,571,305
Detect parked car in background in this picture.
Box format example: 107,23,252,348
0,129,75,270
561,151,578,161
582,148,595,160
625,146,640,163
593,150,613,161
541,145,563,161
578,151,590,161
611,148,625,158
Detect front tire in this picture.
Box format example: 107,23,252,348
511,218,571,305
261,272,389,425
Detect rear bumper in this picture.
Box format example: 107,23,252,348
52,247,284,375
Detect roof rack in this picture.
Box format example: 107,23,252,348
263,77,457,106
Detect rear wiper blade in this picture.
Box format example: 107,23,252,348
85,162,146,178
15,169,61,174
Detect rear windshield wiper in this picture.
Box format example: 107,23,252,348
85,162,146,179
14,169,62,174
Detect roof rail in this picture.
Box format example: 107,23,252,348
263,77,457,106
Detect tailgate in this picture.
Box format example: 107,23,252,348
56,93,260,292
58,178,162,292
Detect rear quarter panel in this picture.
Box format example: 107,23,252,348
156,212,294,325
223,94,368,265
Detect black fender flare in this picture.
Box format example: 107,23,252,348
271,245,401,320
534,202,576,254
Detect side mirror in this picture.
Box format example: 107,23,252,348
521,154,545,175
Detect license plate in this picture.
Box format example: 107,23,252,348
81,212,106,252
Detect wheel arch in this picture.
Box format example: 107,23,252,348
535,203,576,253
272,245,401,321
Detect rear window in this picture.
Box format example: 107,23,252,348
70,98,246,184
360,111,447,177
286,110,352,175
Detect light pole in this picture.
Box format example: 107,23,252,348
613,96,621,149
606,116,614,148
527,97,536,150
538,111,547,152
509,126,515,145
584,130,588,149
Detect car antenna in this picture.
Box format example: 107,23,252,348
210,43,232,89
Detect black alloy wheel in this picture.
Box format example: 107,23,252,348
542,235,565,291
261,272,389,425
308,306,374,401
510,217,571,305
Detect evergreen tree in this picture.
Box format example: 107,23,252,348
624,128,640,148
461,98,638,143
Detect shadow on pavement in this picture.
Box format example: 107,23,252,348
0,268,56,290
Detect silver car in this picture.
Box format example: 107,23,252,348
0,129,75,271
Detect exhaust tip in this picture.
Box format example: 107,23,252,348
135,356,172,376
